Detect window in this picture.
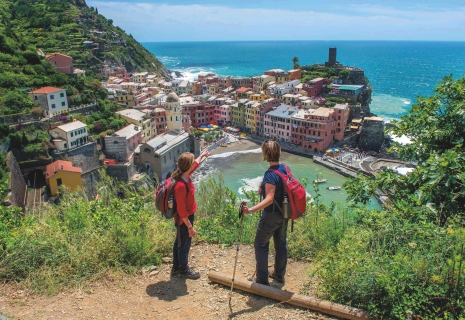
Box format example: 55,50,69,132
50,95,54,99
60,93,64,98
34,96,38,100
57,178,62,186
70,132,74,137
51,104,56,109
61,101,65,106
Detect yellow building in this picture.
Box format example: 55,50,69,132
45,160,82,197
249,93,267,102
116,91,135,107
231,99,248,129
244,101,260,134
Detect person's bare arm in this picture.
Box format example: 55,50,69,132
242,183,275,214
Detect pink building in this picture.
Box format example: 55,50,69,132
290,104,349,152
182,103,215,128
256,98,281,137
215,104,232,126
114,124,142,154
153,108,167,134
263,104,299,142
303,78,328,97
46,52,73,74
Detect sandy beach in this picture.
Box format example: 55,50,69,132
208,135,261,156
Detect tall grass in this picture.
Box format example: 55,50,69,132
1,173,463,318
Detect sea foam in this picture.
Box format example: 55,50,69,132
209,148,262,159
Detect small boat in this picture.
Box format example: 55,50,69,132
313,179,328,184
220,143,227,147
327,186,341,190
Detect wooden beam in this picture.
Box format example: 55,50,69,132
208,271,372,320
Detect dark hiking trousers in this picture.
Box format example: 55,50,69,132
172,214,195,271
254,210,289,283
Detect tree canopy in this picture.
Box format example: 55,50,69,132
345,74,465,226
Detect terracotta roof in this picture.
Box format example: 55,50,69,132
45,52,71,59
45,160,82,178
31,86,64,94
236,87,249,93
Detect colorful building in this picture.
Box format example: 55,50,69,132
115,109,153,142
28,86,69,117
45,52,73,75
45,160,83,197
290,104,349,152
231,99,248,129
48,120,88,151
263,104,299,142
244,101,260,134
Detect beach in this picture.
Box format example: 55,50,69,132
208,135,261,156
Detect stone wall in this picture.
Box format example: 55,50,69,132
103,136,128,160
106,163,136,181
334,133,359,148
6,152,27,210
55,142,101,174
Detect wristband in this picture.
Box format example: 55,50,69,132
249,208,255,214
188,226,193,230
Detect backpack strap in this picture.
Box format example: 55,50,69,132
268,165,286,215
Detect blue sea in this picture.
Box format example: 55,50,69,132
143,41,465,120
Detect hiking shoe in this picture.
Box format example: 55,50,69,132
179,268,200,280
269,271,285,284
170,267,180,276
248,276,270,286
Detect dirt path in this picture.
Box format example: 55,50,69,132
0,243,336,320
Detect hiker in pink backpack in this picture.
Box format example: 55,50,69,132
242,140,306,286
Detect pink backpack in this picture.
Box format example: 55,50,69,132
269,164,307,220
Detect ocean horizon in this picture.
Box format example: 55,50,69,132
143,40,465,121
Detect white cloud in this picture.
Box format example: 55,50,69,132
88,1,465,41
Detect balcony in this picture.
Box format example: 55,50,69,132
303,136,323,143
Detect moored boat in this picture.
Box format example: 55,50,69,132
327,186,341,190
313,179,328,184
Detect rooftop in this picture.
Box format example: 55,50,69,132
114,125,141,140
236,87,249,93
266,104,299,119
45,160,82,178
30,86,64,94
116,109,146,121
55,120,87,132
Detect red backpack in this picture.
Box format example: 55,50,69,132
269,164,307,220
155,177,188,219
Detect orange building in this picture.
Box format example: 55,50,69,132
45,160,83,196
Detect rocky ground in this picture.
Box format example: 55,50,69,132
0,243,337,320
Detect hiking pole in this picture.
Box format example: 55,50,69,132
229,200,246,313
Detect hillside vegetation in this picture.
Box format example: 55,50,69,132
0,0,164,73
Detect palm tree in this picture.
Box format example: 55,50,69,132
292,56,300,69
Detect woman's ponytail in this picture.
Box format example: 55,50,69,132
171,152,195,180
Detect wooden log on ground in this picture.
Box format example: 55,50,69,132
208,271,372,320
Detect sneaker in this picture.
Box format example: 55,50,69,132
170,267,180,276
269,271,285,284
179,268,200,280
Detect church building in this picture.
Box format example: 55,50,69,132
133,92,200,181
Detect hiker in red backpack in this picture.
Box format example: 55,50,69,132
171,150,210,280
242,140,290,286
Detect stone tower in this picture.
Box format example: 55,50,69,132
325,47,337,67
165,92,183,134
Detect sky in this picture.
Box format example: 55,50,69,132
87,0,465,42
